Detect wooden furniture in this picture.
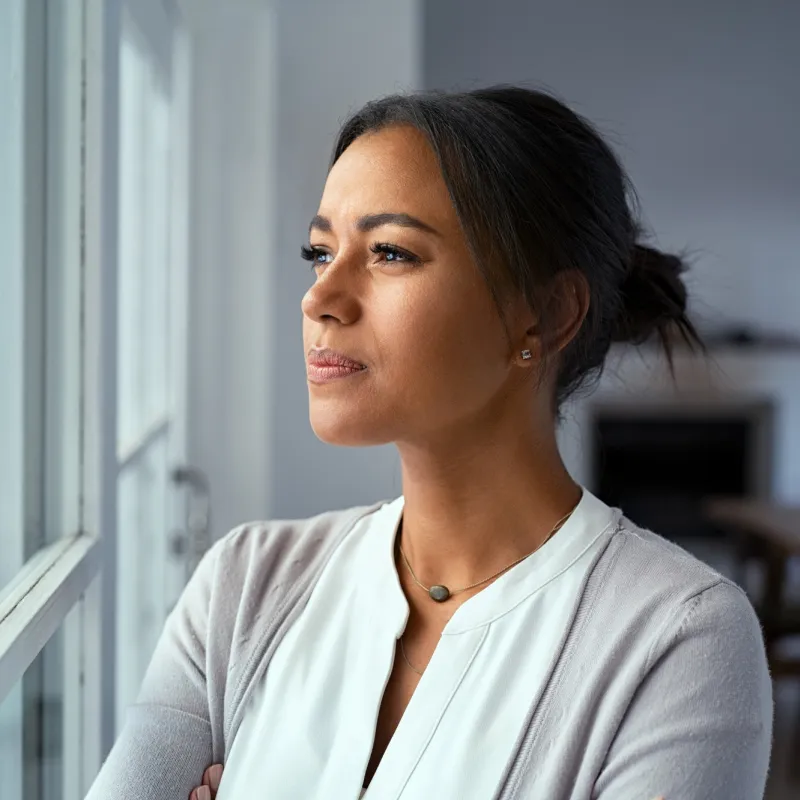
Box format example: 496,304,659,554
706,498,800,677
705,498,800,779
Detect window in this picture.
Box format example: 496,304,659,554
0,1,103,795
115,7,191,723
0,609,82,800
0,0,193,795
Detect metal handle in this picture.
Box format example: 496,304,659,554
171,465,212,579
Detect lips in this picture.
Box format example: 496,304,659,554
306,348,367,384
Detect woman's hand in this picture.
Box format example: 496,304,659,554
189,764,223,800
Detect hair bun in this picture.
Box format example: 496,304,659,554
611,244,697,348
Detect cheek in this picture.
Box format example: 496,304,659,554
377,281,508,412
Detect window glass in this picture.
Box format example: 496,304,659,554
0,614,74,800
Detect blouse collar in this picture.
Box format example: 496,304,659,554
361,489,621,636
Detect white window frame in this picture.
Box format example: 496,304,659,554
0,0,168,794
0,0,102,703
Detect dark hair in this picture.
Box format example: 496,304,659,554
331,85,702,407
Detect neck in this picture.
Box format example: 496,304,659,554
396,419,581,592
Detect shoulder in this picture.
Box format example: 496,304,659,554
160,500,389,648
590,516,767,671
214,501,386,562
206,500,389,600
586,520,772,799
601,516,744,605
561,516,771,751
169,500,392,729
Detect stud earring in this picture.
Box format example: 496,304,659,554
521,349,532,360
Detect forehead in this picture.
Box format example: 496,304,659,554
319,126,456,229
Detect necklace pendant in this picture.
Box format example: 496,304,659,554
429,585,451,602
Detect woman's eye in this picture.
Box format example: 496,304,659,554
300,245,332,267
370,243,421,265
300,243,422,269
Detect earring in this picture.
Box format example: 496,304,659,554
521,349,532,360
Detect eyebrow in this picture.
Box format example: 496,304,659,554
308,212,441,238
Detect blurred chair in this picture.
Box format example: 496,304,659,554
705,499,800,776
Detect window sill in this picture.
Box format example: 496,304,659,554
0,533,101,702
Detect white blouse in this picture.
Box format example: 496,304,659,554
217,490,618,799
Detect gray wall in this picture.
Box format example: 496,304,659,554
186,2,278,537
425,0,800,335
187,0,421,531
268,0,421,518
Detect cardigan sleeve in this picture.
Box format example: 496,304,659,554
592,581,773,800
85,538,225,800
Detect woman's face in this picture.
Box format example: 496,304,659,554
302,125,527,447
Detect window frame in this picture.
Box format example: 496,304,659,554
0,0,188,793
0,0,122,794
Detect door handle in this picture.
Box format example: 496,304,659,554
171,465,212,578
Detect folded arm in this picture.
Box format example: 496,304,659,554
85,541,224,800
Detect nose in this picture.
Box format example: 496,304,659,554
301,260,362,326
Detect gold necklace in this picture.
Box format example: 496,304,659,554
396,504,578,675
399,637,424,676
398,505,577,604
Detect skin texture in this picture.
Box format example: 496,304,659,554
188,126,666,797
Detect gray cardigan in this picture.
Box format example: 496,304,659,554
86,502,772,799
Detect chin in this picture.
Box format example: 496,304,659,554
309,403,393,447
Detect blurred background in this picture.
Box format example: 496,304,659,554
0,0,798,797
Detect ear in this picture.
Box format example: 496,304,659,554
511,271,589,365
506,295,543,366
549,270,590,354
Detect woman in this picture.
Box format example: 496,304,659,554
88,87,772,799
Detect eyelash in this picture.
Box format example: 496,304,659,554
300,243,422,268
